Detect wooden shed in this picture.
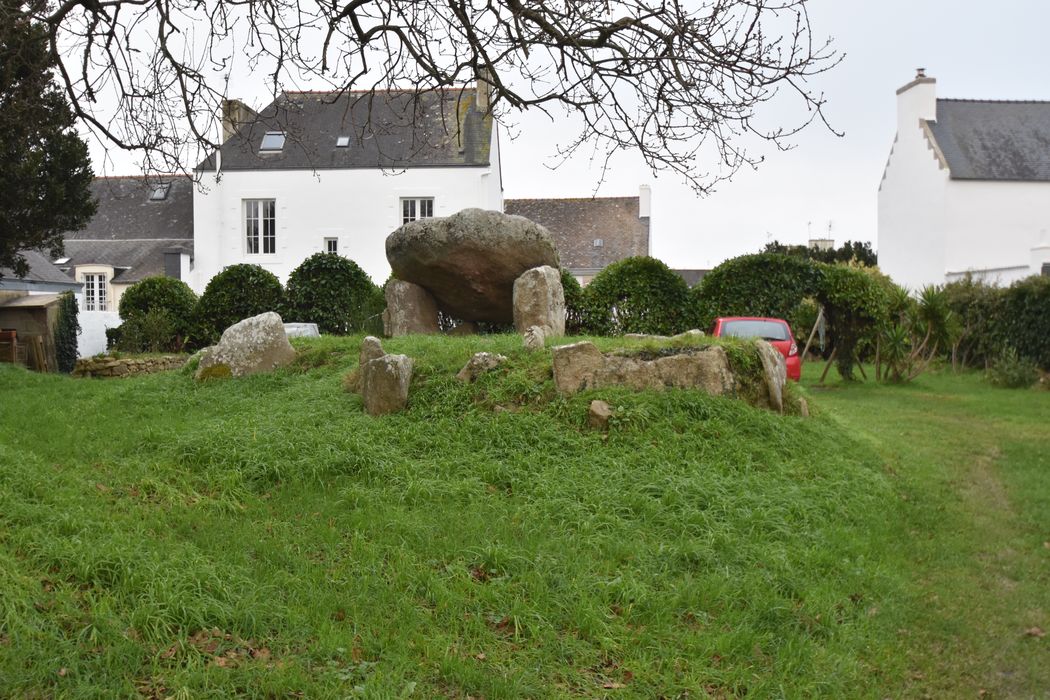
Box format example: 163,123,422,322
0,293,63,372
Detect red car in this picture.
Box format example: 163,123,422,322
711,317,802,381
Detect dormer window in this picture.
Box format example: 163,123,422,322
335,136,350,148
260,131,286,152
149,183,170,201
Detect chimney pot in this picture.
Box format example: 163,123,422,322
916,67,927,78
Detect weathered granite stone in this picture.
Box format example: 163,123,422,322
345,336,386,393
624,329,706,342
456,352,507,382
361,354,413,416
284,322,320,338
523,325,546,352
195,312,296,380
587,400,614,430
386,208,559,323
513,265,566,336
754,340,787,413
383,280,440,337
551,341,736,397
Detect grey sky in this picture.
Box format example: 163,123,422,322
85,0,1050,271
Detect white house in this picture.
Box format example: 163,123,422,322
878,70,1050,290
191,84,503,289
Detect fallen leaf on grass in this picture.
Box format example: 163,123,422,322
602,682,626,689
57,668,68,677
1024,627,1046,638
474,652,486,661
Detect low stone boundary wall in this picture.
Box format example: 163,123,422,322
73,354,187,378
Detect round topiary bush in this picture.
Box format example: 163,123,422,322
284,253,383,334
581,256,693,336
118,276,198,348
194,264,285,346
693,253,822,331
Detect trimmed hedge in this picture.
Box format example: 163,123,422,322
194,264,285,346
284,253,382,334
997,275,1050,369
694,253,823,331
560,268,586,335
581,257,693,336
814,264,889,380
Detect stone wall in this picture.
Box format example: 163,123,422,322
72,354,187,378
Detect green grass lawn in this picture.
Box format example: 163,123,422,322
0,335,1047,698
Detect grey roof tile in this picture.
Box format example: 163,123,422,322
67,176,194,241
61,239,192,284
1,249,77,285
929,100,1050,181
198,88,494,172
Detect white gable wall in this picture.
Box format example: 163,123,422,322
879,76,1050,289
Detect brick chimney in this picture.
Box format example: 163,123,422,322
220,98,259,143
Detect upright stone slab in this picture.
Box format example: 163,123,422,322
195,312,296,380
362,354,414,416
284,322,320,338
513,265,566,337
754,340,787,413
383,280,440,336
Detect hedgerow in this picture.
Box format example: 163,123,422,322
694,253,823,331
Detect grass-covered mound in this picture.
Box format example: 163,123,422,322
0,335,907,697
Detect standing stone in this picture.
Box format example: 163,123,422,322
195,312,296,380
456,352,507,382
361,354,414,416
797,397,810,418
523,325,546,352
551,341,606,392
346,336,386,393
386,208,559,323
754,340,787,413
587,400,614,430
383,280,440,337
513,265,566,337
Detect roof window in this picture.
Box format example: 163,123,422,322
593,238,604,248
336,136,350,148
54,257,70,265
149,183,171,201
260,131,286,152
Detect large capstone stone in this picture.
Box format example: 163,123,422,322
551,341,736,397
513,265,566,336
383,280,440,336
386,208,559,323
361,354,413,416
195,312,296,380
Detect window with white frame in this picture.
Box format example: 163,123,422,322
401,197,434,225
324,237,339,254
245,199,276,254
82,273,108,311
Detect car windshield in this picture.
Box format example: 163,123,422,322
721,320,789,341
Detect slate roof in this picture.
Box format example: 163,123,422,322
929,100,1050,181
61,239,192,284
66,176,194,241
58,175,193,284
0,250,77,286
504,197,650,272
198,88,494,172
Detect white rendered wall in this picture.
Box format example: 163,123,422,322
877,120,949,291
191,128,503,292
78,310,120,357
